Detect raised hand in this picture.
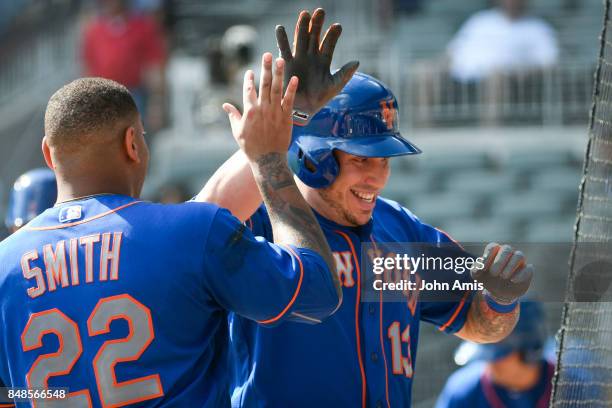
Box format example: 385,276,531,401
223,52,298,161
471,243,534,304
221,52,341,301
276,8,359,122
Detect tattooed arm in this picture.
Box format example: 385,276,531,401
251,152,336,277
222,53,341,299
455,291,519,343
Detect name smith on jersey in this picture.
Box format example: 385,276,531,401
19,231,123,299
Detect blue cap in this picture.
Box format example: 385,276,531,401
5,168,57,229
288,72,421,188
454,300,547,365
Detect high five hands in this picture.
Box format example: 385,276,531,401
223,53,298,161
276,8,360,122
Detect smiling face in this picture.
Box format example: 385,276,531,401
301,150,391,227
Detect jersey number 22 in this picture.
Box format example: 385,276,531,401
21,294,163,407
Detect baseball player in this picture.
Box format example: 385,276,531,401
200,9,534,407
4,168,57,234
436,301,553,408
0,55,341,407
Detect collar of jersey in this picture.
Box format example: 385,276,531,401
311,208,374,241
26,194,142,229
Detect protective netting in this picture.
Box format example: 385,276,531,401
551,0,612,406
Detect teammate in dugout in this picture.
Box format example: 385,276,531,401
436,301,553,408
1,168,57,403
0,56,342,406
4,168,57,234
200,9,535,407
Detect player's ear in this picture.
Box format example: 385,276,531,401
41,136,54,170
123,126,142,164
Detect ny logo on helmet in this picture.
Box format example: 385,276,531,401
380,100,396,130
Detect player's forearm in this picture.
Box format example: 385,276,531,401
195,150,262,221
456,291,518,343
250,152,341,299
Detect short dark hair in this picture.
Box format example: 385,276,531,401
44,77,138,151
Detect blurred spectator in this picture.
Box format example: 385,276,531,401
435,301,553,408
131,0,174,35
448,0,559,83
220,25,258,108
413,0,559,126
82,0,168,132
195,25,258,130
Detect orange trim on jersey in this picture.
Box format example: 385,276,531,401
257,245,305,325
438,290,472,332
371,235,391,408
25,201,143,231
0,404,16,407
334,230,367,408
434,227,465,250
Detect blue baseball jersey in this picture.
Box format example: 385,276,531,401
230,197,475,407
435,360,554,408
0,194,338,407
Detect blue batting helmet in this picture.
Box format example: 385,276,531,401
454,300,547,365
5,168,57,230
288,72,421,188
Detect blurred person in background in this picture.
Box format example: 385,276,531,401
221,24,259,103
4,168,56,234
447,0,558,84
195,25,258,130
82,0,168,133
414,0,559,126
435,300,553,408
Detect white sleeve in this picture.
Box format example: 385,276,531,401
529,21,560,67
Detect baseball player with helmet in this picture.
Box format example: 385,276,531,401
436,300,552,408
0,55,342,406
201,8,535,407
4,168,57,234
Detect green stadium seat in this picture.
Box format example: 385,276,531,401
443,170,517,195
491,192,565,220
405,193,482,224
438,218,517,243
415,151,491,173
529,167,582,194
500,149,572,171
525,216,576,242
383,173,437,203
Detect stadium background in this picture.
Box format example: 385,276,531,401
0,0,604,406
